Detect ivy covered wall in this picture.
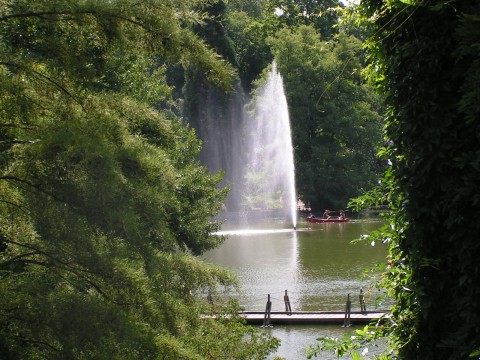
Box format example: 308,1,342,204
360,0,480,358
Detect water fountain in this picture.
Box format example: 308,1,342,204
242,62,297,228
195,61,297,230
201,65,387,359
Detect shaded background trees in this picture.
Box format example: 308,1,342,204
183,0,384,213
269,26,384,210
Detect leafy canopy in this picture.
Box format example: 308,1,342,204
268,24,384,211
0,0,279,358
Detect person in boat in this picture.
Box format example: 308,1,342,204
323,210,330,219
339,210,346,219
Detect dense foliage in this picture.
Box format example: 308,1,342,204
182,0,385,212
343,0,480,359
0,0,279,358
8,0,479,358
269,26,384,210
263,0,340,39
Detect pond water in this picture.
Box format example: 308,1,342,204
203,217,388,359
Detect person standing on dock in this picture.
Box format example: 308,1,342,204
343,294,352,327
359,288,366,313
284,290,292,314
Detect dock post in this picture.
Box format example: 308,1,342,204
343,294,352,327
284,290,292,315
263,294,272,327
359,288,366,313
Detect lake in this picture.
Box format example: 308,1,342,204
203,217,388,359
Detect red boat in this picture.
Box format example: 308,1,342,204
306,215,349,223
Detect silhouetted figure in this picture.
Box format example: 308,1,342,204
284,290,292,314
359,288,366,313
343,293,352,327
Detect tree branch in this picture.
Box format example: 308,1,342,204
0,61,85,111
0,10,93,22
4,239,113,301
0,199,31,214
0,9,171,48
0,175,66,204
0,139,40,144
11,334,60,352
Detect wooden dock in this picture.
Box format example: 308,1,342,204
239,310,389,325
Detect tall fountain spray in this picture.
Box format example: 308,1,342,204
244,62,297,228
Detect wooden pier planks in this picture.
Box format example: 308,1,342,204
239,311,389,325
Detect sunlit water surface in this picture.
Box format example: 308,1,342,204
203,218,388,359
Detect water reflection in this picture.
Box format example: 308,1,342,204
265,325,356,360
203,219,387,358
266,324,386,360
205,220,385,311
215,228,297,236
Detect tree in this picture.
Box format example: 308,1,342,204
226,0,266,19
269,25,384,211
0,0,278,358
225,9,272,90
348,0,480,358
263,0,341,39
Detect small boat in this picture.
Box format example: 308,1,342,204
306,215,349,223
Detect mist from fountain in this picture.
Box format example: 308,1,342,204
243,62,297,228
